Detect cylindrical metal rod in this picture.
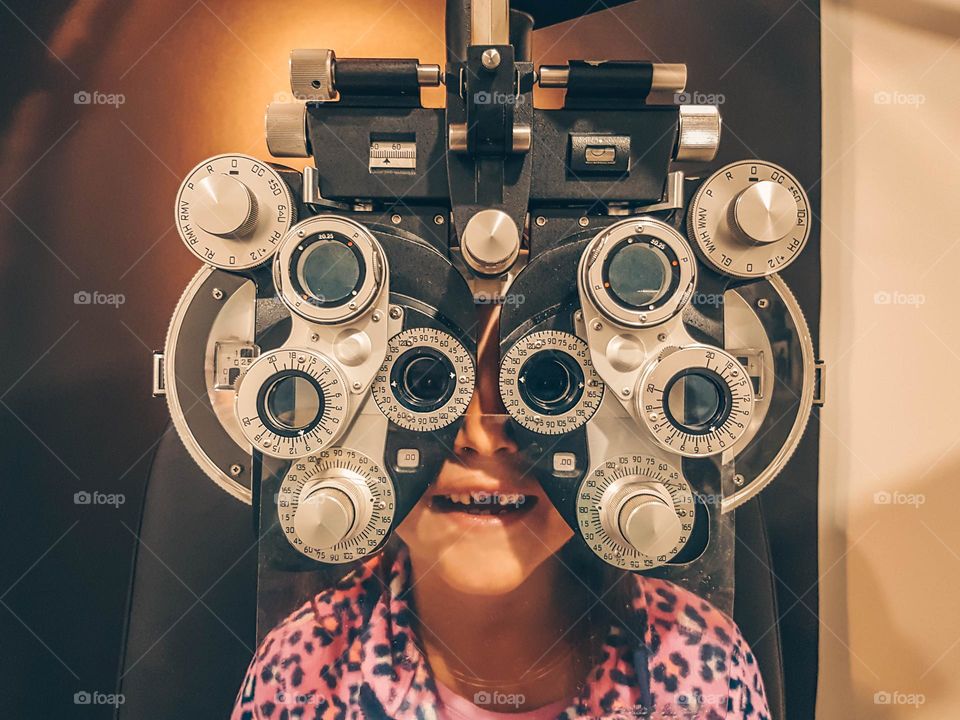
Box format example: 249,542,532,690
538,62,688,94
471,0,510,45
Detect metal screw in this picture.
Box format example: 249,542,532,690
372,311,382,322
391,213,402,225
310,333,319,342
657,332,667,342
433,214,445,225
592,320,603,331
481,48,501,70
212,288,224,300
621,387,631,397
574,310,584,322
229,464,243,477
535,216,547,227
389,306,403,320
757,298,769,309
648,412,659,422
639,314,648,323
348,301,357,310
578,217,589,227
298,230,305,237
734,473,745,487
352,381,362,391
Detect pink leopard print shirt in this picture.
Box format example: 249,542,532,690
232,548,769,720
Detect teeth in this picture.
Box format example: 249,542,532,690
438,492,528,507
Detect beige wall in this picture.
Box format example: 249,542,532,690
819,0,960,716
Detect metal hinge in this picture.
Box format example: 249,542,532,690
813,359,826,406
152,352,166,397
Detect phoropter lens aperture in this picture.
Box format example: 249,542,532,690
518,350,585,417
292,232,365,308
605,239,673,308
259,370,325,435
391,347,457,413
662,368,732,435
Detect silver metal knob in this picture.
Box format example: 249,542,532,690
617,484,683,558
460,209,520,275
192,174,259,237
732,180,798,245
293,483,356,549
674,105,721,163
289,48,336,101
265,102,310,158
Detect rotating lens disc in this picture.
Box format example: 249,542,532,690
499,330,604,434
236,348,349,457
371,327,475,431
274,216,386,324
580,217,696,328
638,346,755,457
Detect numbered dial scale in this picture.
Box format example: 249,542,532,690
278,449,396,563
499,330,604,434
175,154,295,269
577,455,695,570
688,160,811,278
235,348,349,458
372,327,475,431
639,345,755,457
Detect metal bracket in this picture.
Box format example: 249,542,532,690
152,352,166,397
814,359,826,406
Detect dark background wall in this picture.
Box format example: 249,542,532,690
0,1,820,717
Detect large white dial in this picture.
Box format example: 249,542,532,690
638,345,754,457
577,455,695,570
499,330,604,434
688,160,810,278
277,449,396,564
175,154,295,269
235,348,349,458
372,327,475,431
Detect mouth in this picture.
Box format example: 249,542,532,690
430,491,538,517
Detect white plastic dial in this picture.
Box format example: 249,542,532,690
175,154,295,269
688,160,810,278
371,327,475,431
577,454,694,570
638,345,754,457
277,449,395,564
235,348,349,458
499,330,604,434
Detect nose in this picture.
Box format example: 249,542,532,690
453,407,518,459
453,304,519,460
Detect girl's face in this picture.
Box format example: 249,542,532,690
396,305,574,595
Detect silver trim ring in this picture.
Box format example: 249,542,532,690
499,330,604,434
274,215,386,324
580,217,696,328
372,327,476,431
638,345,755,457
235,348,350,458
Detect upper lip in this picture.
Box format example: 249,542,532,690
429,469,540,499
